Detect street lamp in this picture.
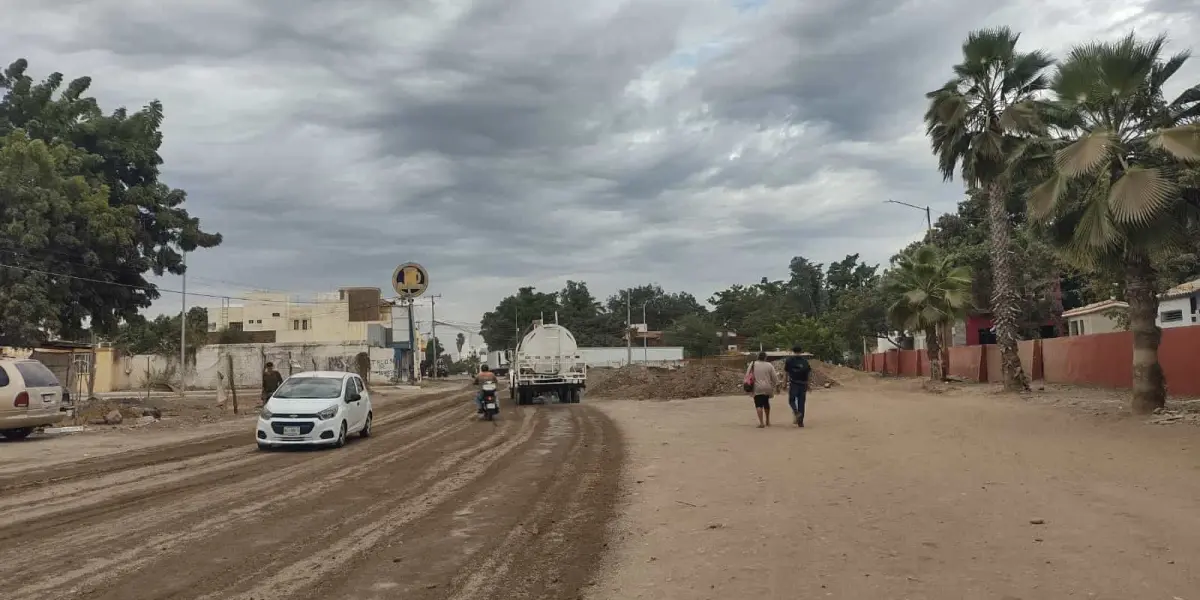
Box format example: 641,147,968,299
884,199,933,232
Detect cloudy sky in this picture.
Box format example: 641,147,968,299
4,0,1198,340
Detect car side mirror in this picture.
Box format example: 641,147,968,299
347,392,361,403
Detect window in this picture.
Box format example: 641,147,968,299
209,323,216,331
0,365,9,387
1069,320,1079,336
272,312,280,317
15,361,60,387
1162,310,1184,323
1078,320,1085,335
353,377,364,393
302,319,309,330
293,320,300,330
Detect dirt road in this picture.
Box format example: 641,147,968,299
0,388,622,600
590,386,1200,600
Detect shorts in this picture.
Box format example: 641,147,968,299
753,395,770,409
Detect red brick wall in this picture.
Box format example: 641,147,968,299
947,346,985,381
866,325,1200,396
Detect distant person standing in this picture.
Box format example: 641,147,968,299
261,362,284,406
746,352,780,428
783,345,812,427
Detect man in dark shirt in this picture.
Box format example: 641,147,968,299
261,362,284,406
783,345,812,427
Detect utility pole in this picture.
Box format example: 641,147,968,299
626,290,632,366
180,251,187,396
428,294,442,378
406,298,417,382
642,302,648,364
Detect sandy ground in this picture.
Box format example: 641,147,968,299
0,386,622,600
590,386,1200,600
6,372,1200,600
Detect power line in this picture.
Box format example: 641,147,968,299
0,262,372,306
0,248,300,295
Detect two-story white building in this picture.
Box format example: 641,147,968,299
1157,278,1200,329
208,287,394,345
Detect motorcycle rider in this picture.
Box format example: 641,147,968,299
474,365,499,413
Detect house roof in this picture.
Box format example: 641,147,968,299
1063,299,1128,318
1160,277,1200,300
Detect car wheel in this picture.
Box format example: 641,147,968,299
334,422,347,448
1,428,34,441
360,412,373,438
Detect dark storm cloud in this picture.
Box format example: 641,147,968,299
3,0,1197,324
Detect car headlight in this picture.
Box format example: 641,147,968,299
316,405,338,420
260,408,273,420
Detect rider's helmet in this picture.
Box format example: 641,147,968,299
480,365,490,372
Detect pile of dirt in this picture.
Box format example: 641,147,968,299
588,364,746,400
589,358,853,400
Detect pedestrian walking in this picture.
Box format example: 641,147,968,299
783,345,812,427
744,352,780,428
261,361,284,406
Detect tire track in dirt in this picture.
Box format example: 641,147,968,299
0,388,450,493
0,390,475,596
0,390,467,542
1,397,625,600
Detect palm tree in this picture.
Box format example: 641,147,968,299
925,27,1053,391
456,332,466,354
1025,33,1200,414
883,245,973,381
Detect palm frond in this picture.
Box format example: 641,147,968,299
1108,167,1177,224
1056,128,1113,177
1028,174,1066,220
1150,123,1200,161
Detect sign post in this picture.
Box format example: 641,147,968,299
392,263,429,382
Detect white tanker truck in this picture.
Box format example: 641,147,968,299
509,321,586,405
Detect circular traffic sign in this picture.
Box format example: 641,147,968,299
392,262,429,298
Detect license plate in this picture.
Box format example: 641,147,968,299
41,394,55,403
283,426,301,436
484,403,497,410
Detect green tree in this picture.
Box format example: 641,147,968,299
479,287,560,350
112,307,209,361
0,59,221,338
762,317,843,362
883,245,973,381
925,27,1052,391
664,313,722,358
1025,33,1200,413
560,280,619,345
0,130,127,346
605,284,706,331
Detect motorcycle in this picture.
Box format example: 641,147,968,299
479,381,499,421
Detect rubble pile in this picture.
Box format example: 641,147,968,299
589,359,850,400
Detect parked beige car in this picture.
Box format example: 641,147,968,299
0,358,66,440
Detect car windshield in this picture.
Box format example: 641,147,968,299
272,377,343,399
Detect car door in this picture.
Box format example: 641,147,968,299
354,376,371,416
344,376,365,431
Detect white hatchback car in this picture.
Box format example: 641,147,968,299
256,371,372,450
0,358,66,440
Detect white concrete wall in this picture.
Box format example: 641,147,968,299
577,346,684,368
1157,296,1197,329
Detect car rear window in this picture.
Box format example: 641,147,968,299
0,366,9,388
15,361,60,387
272,377,343,399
